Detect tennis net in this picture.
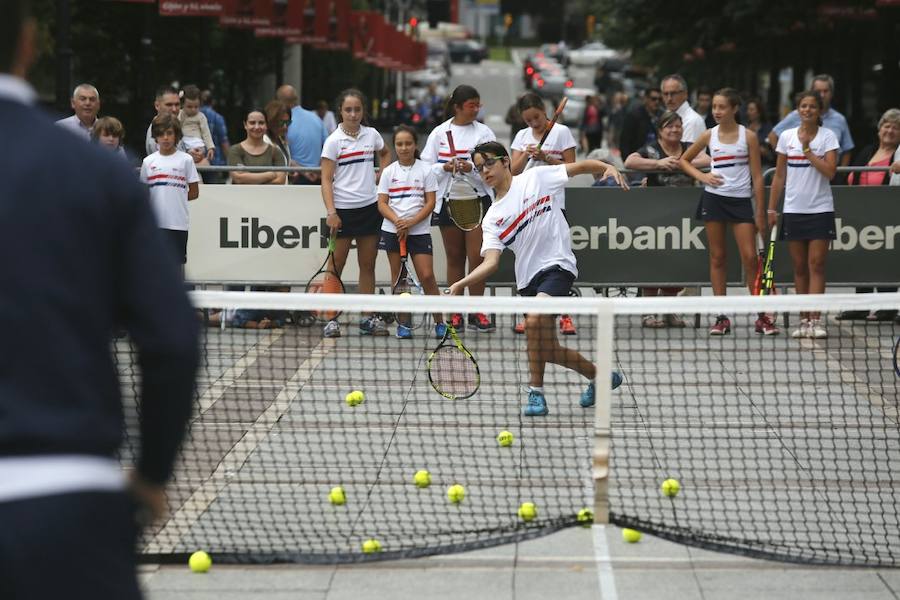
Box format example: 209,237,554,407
117,290,900,566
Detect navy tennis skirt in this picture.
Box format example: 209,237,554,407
779,212,837,241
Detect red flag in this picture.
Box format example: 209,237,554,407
297,0,325,43
313,0,331,42
332,0,350,49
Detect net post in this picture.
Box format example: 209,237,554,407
592,298,614,525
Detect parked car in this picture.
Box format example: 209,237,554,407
568,41,619,67
561,87,595,126
447,39,487,63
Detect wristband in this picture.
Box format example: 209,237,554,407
767,210,777,214
802,147,811,154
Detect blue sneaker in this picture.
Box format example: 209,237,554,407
580,373,624,408
523,389,549,417
396,324,412,339
434,322,448,339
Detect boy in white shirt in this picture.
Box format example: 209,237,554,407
448,141,627,417
140,114,200,268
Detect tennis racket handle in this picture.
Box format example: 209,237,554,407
446,130,456,153
399,236,407,257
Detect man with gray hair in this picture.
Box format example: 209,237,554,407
55,83,99,140
660,74,706,143
767,74,854,166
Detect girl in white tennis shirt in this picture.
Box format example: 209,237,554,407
376,125,445,339
681,88,776,336
321,88,393,338
421,85,496,333
448,141,627,418
768,90,839,339
510,91,578,337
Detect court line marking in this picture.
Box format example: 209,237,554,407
593,525,619,600
144,334,335,554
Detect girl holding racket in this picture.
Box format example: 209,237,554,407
421,85,496,333
509,92,578,336
767,90,839,339
448,141,627,417
320,88,393,338
680,88,776,336
377,125,445,339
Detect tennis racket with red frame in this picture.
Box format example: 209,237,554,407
303,233,344,322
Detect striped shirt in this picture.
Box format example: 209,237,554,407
377,160,438,236
706,125,752,198
511,123,577,210
322,125,384,209
139,150,199,230
776,127,839,214
421,118,495,212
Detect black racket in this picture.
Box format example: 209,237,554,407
759,225,778,296
303,233,344,323
426,324,480,400
444,130,483,232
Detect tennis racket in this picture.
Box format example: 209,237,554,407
758,225,778,296
523,96,568,171
391,237,425,330
303,233,344,322
427,324,480,400
444,130,483,231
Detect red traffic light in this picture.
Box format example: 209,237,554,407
409,17,418,28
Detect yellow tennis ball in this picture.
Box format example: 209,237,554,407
329,486,346,505
661,478,681,497
518,502,537,522
362,538,382,554
188,550,212,573
400,292,411,296
414,470,431,488
577,508,594,527
345,390,365,407
447,484,466,504
496,430,514,447
622,528,642,543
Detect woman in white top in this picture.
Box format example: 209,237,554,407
421,85,496,333
509,91,578,336
376,125,444,339
681,88,772,336
768,90,839,339
320,89,393,338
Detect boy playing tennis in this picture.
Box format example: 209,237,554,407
448,141,627,417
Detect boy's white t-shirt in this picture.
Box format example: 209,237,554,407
776,127,839,214
421,118,495,212
377,159,439,236
321,125,384,209
511,123,577,210
139,150,200,231
481,165,576,289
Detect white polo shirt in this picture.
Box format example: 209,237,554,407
776,127,839,214
140,150,200,230
377,159,438,236
481,165,577,289
322,125,384,209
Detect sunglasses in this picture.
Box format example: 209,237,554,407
473,156,502,173
280,119,292,126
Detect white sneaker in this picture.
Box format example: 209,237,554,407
791,319,810,339
323,319,341,338
809,319,828,339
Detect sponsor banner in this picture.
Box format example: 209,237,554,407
255,0,302,36
186,185,900,286
159,1,227,16
220,0,274,28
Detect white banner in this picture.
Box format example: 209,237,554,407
186,185,449,285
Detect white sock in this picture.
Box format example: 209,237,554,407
529,386,544,394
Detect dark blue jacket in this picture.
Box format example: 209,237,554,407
0,98,198,485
